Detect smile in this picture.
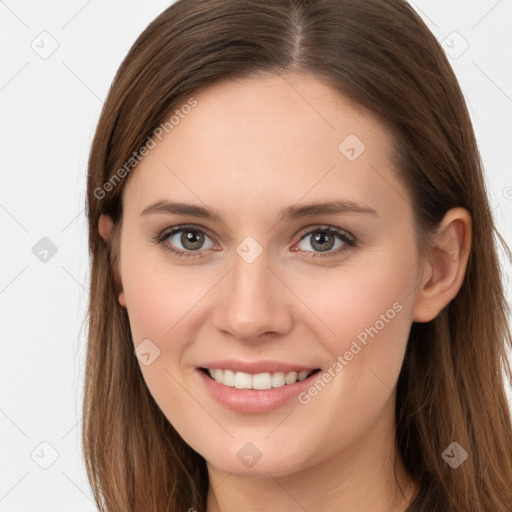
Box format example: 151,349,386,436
202,368,320,390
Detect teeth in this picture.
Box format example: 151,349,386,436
205,368,314,390
271,371,285,387
297,370,309,381
223,369,235,387
252,373,272,390
234,371,252,389
284,371,297,385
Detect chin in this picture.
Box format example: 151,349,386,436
200,437,317,478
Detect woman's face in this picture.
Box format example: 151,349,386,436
116,73,427,477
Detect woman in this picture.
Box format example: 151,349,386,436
83,0,512,510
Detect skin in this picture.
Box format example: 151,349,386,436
99,73,471,511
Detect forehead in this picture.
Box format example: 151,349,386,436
123,73,409,223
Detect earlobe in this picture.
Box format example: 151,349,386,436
413,208,472,323
98,214,127,309
98,214,114,242
115,271,127,309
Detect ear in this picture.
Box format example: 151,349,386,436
413,207,472,322
98,213,114,242
98,214,127,308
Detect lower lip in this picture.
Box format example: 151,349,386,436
196,369,320,414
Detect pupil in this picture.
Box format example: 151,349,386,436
312,231,334,252
181,230,204,250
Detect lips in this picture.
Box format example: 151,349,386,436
196,363,322,414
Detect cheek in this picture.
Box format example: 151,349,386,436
329,265,413,354
119,241,218,420
120,241,212,344
286,253,416,459
304,240,418,393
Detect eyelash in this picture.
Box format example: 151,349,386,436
152,224,357,260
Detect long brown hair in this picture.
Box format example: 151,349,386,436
83,1,512,510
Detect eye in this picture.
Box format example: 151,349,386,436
153,224,357,260
292,226,356,257
155,225,217,258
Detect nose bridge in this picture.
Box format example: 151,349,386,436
231,247,270,302
211,241,292,340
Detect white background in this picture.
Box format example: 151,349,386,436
1,1,511,510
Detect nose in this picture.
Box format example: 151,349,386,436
210,249,294,342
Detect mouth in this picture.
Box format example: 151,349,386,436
199,367,322,390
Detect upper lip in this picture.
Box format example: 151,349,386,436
198,359,320,374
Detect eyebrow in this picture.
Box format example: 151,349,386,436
140,199,377,222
